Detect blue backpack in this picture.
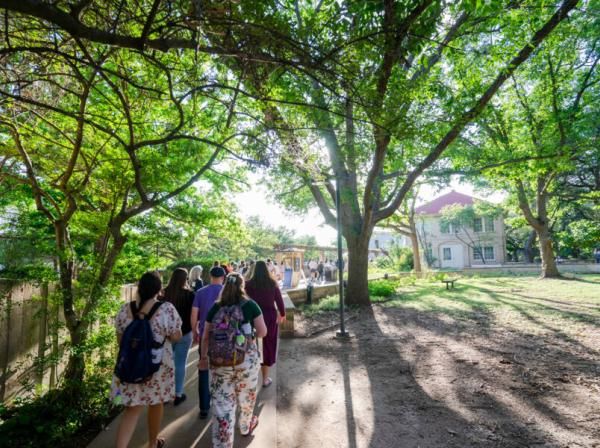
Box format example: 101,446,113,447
114,301,165,384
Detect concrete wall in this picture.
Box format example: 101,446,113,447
457,262,600,276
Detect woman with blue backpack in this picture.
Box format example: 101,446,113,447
199,272,267,448
112,271,182,448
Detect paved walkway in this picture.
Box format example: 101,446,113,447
88,347,276,448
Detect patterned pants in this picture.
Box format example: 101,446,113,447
210,345,260,448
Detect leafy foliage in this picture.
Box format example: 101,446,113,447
0,375,116,448
368,279,400,298
374,246,414,272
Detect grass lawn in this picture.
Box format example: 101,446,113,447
376,274,600,336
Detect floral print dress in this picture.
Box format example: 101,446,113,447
111,300,182,406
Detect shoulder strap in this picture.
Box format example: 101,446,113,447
146,301,163,320
130,301,138,317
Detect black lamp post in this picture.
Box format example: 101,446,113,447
335,174,350,339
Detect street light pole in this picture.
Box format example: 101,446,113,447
335,173,349,339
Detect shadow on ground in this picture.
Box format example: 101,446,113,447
277,284,599,448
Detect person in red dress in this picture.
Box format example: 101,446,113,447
245,260,286,387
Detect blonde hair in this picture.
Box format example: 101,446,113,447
189,265,203,283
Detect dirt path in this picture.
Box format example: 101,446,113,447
276,305,599,448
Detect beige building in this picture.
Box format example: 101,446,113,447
415,191,506,269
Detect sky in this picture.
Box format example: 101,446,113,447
234,176,505,246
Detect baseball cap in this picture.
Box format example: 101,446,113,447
209,266,226,277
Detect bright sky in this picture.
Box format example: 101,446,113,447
234,176,505,246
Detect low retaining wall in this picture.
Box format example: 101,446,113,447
451,263,600,276
279,292,295,338
286,283,339,306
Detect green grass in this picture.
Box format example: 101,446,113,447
300,275,600,337
380,274,600,334
301,294,342,317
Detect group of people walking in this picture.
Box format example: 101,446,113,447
111,260,286,448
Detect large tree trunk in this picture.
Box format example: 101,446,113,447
524,230,537,263
345,235,371,306
538,227,560,278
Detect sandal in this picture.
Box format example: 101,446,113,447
262,377,273,388
242,415,259,437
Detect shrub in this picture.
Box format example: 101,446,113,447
368,279,398,297
0,375,117,448
373,246,414,272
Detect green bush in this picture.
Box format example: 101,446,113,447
0,375,117,448
374,246,414,272
368,279,399,297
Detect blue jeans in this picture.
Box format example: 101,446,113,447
171,331,193,396
198,341,210,412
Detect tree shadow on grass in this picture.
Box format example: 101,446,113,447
462,283,600,333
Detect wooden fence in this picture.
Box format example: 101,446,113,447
0,281,136,403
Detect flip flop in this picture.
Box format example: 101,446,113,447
262,377,273,388
242,415,259,437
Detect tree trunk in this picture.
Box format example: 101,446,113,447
63,325,87,384
345,235,371,306
54,220,87,383
409,219,422,274
538,227,560,278
524,230,537,263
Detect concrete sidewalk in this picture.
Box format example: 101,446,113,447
88,347,276,448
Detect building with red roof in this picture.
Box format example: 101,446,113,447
415,191,506,269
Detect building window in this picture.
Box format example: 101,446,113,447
374,239,379,249
485,217,495,232
484,246,495,260
440,221,450,234
473,217,483,232
473,247,483,261
443,247,452,260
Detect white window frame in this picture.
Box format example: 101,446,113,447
473,246,484,261
443,247,452,260
484,246,495,260
473,217,483,232
485,217,495,232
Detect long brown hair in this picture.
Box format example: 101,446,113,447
218,273,249,306
249,260,277,290
163,268,192,309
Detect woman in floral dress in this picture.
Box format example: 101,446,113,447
199,273,267,448
112,272,182,448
